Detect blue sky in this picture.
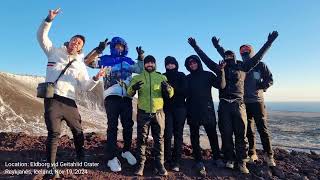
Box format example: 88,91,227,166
0,0,319,101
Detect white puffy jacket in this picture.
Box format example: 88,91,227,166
37,20,98,100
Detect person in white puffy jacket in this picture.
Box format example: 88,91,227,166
37,8,105,179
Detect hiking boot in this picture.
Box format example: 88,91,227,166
76,148,87,162
226,161,234,169
134,164,145,176
171,163,180,172
107,157,122,172
154,164,168,176
249,153,258,163
238,162,250,174
265,154,276,167
43,166,60,179
121,151,137,165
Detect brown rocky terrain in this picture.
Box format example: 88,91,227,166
0,132,319,180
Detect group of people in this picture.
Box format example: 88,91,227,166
37,8,278,178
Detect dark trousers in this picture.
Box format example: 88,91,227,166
164,107,186,165
44,95,84,164
218,100,248,162
104,95,134,160
136,109,165,167
188,107,220,162
246,102,273,156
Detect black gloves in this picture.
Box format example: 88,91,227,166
45,16,53,22
136,46,145,61
218,60,226,70
161,81,171,99
268,31,279,43
96,38,109,54
188,37,197,48
211,36,220,47
161,81,171,91
132,81,144,91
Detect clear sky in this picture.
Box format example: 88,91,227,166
0,0,319,101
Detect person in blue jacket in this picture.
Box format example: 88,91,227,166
85,37,144,172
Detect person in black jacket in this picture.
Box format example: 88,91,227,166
163,56,187,172
184,55,226,176
188,31,278,174
240,44,276,167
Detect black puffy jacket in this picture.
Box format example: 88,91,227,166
184,55,225,124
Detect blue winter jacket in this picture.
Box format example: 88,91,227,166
90,37,143,99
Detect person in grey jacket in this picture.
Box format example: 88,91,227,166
37,8,105,179
240,44,275,167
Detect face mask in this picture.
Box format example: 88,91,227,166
166,68,176,73
225,57,235,65
241,52,251,61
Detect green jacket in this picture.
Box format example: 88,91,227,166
128,70,174,113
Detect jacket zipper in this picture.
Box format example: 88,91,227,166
149,72,152,113
121,62,123,97
227,68,231,99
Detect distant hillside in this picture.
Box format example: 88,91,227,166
0,72,115,136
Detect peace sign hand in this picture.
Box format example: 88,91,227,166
94,66,107,81
47,8,61,21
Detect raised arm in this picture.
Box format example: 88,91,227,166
130,46,145,74
243,31,279,72
37,8,60,56
84,39,109,68
211,36,225,58
188,37,220,74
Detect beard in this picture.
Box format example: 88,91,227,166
145,66,155,72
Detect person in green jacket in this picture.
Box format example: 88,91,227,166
127,55,174,176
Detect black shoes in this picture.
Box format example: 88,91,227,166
134,164,145,176
43,166,60,179
154,164,168,176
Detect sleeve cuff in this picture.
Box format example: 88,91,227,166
45,16,53,23
92,76,99,82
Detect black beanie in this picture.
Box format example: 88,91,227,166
144,55,156,64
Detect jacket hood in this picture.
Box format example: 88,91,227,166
240,44,255,61
185,55,203,72
110,37,128,57
224,50,236,59
224,50,237,64
165,56,179,71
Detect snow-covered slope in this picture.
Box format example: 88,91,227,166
0,72,115,136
